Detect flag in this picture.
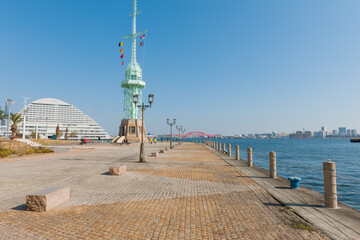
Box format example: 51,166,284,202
120,53,125,59
118,42,123,47
122,61,124,66
120,48,123,53
140,34,145,39
139,41,144,46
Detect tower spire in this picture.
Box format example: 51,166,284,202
123,0,146,65
131,0,138,63
121,0,147,120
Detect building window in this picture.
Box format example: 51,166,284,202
130,127,136,134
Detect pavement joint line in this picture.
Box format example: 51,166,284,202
204,143,360,240
0,143,333,239
0,146,163,206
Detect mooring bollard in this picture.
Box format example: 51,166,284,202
247,147,253,167
323,160,338,208
222,143,226,154
269,151,277,178
235,145,240,160
228,144,231,156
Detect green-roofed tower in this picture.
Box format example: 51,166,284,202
118,0,147,142
122,0,146,119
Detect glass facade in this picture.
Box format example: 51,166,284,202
19,98,111,140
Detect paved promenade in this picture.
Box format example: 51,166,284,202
0,143,329,239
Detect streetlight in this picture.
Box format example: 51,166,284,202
181,128,186,142
6,99,13,139
167,118,176,149
22,96,30,139
22,108,29,139
46,117,48,139
176,125,182,144
133,93,154,163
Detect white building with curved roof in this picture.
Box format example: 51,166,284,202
19,98,111,140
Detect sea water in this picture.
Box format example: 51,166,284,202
190,138,360,210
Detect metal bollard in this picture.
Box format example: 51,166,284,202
228,144,231,156
235,145,240,160
222,143,226,154
323,160,338,208
247,147,253,167
269,151,277,178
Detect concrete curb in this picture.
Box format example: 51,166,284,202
204,144,360,240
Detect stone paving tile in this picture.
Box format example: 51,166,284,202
131,165,257,185
0,192,327,240
0,143,330,239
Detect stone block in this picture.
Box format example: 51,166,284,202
151,152,158,157
26,186,70,212
109,164,126,175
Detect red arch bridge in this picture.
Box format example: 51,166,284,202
173,131,218,138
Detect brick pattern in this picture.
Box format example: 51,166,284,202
0,144,329,239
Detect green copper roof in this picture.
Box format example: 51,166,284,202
121,0,147,119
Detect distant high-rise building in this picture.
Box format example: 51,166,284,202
304,131,312,138
321,126,326,132
346,129,352,136
296,131,303,138
289,133,297,139
332,130,338,136
339,127,346,136
351,129,357,136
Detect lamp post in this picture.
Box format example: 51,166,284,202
35,117,39,139
22,108,28,139
181,128,186,142
22,96,30,139
6,99,13,139
46,117,48,139
133,93,154,163
176,125,182,144
167,118,176,149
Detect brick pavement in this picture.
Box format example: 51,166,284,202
0,143,330,239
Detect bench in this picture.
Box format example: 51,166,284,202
151,152,158,157
26,186,70,212
109,164,126,175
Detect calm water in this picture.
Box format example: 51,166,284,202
188,138,360,210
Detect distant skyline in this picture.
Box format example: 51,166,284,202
1,0,360,136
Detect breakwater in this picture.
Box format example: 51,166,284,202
199,138,360,210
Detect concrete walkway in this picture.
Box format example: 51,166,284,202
205,144,360,240
0,143,330,239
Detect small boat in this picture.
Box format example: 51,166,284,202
350,138,360,143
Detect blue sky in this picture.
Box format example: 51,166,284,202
1,0,359,136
